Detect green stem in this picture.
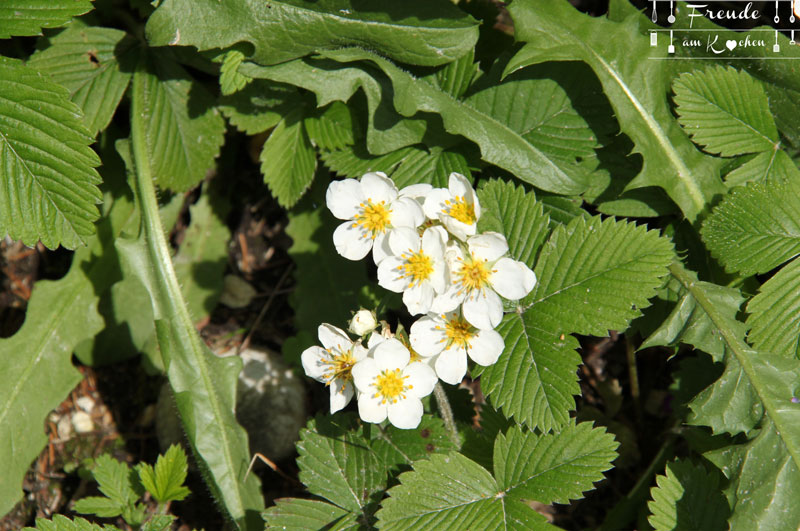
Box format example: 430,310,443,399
625,334,642,423
668,261,800,470
433,383,460,447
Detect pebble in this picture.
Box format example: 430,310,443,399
72,411,94,434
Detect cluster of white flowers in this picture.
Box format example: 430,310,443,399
301,172,537,429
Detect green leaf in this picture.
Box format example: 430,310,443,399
723,149,800,188
647,460,729,531
0,0,93,38
320,144,415,180
27,24,135,135
297,414,386,514
137,445,191,503
524,215,674,337
146,0,479,67
172,186,231,318
304,102,357,151
121,72,264,530
704,419,800,530
377,423,617,529
504,0,725,221
219,49,252,96
91,454,137,506
73,496,124,518
747,257,800,359
219,80,305,135
140,515,177,531
22,515,112,531
381,145,472,189
260,108,317,208
371,415,458,475
477,312,582,431
702,179,800,276
466,61,614,180
673,66,778,157
263,498,355,530
428,48,478,99
477,179,550,269
138,52,225,192
0,58,102,249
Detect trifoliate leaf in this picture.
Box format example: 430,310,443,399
524,215,674,337
28,25,136,136
259,108,317,208
146,0,479,67
702,179,800,276
723,149,800,187
137,444,191,503
263,498,356,530
304,102,357,151
705,419,800,530
505,0,726,221
0,1,93,38
747,257,800,359
297,414,386,514
219,49,252,96
377,423,617,530
219,80,306,135
73,496,124,518
647,460,729,531
0,58,102,249
477,179,551,269
90,454,137,507
136,53,225,192
22,515,113,531
673,66,778,157
476,311,582,431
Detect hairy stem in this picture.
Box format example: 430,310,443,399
433,382,460,447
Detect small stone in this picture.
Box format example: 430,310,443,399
72,411,94,434
57,416,73,439
75,396,95,413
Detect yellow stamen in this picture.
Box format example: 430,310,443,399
373,368,411,404
399,250,434,286
354,200,392,239
458,257,491,292
444,196,476,225
321,348,356,384
444,316,474,350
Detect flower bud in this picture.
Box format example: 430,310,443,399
349,309,377,336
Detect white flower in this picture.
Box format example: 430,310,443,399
351,338,437,429
433,232,537,330
327,173,424,263
423,173,480,241
349,309,377,336
410,311,504,385
301,324,367,413
377,226,449,315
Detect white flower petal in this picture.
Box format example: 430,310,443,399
377,256,410,293
326,179,364,220
372,231,392,265
300,346,329,382
431,285,463,314
410,315,448,357
463,289,503,330
367,333,386,350
391,196,425,228
422,188,450,220
387,398,423,429
435,347,468,385
352,357,379,392
358,393,388,424
467,329,504,366
448,172,472,198
491,258,537,300
388,226,421,257
468,232,509,262
361,172,397,203
373,338,410,371
399,183,433,200
404,362,437,398
329,379,354,413
317,323,351,351
403,283,434,316
352,344,369,362
333,222,373,261
430,262,448,294
441,217,473,242
421,226,447,258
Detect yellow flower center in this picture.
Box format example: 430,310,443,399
444,316,473,349
321,349,356,384
373,368,412,404
444,196,476,225
458,257,491,292
353,200,392,239
397,250,434,286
